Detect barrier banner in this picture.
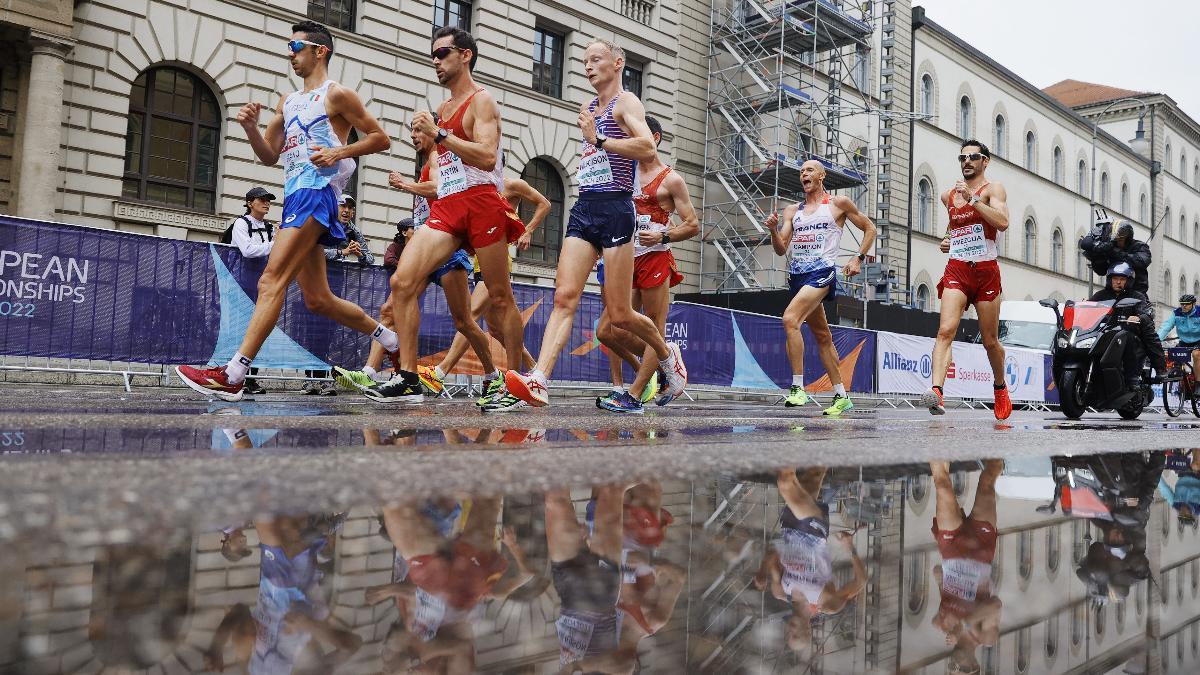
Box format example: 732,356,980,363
0,216,872,391
876,332,1045,402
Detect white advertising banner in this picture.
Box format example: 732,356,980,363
877,332,1045,402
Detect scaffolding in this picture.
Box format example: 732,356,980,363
700,0,878,292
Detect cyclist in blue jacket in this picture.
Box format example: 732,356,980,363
1159,293,1200,375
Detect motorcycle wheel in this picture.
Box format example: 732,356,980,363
1059,370,1086,420
1163,369,1186,417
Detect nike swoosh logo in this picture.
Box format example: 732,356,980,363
486,227,497,234
612,236,622,242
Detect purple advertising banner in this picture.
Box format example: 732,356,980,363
1,215,873,391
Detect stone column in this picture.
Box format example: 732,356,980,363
15,31,74,222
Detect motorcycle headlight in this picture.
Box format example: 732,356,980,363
1076,336,1098,349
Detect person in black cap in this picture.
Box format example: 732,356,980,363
1080,217,1152,296
221,186,278,395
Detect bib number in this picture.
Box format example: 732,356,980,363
282,132,308,181
790,231,826,261
578,145,614,188
437,149,468,198
413,196,430,227
556,614,595,664
948,223,988,261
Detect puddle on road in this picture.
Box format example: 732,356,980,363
3,449,1200,673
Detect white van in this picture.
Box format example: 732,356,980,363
974,300,1057,352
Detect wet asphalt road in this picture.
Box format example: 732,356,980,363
1,383,1196,545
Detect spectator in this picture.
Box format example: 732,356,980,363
224,186,276,396
304,194,374,395
383,217,415,273
1079,217,1152,296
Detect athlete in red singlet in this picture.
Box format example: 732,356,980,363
367,26,527,404
921,139,1012,419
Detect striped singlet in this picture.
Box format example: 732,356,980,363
280,80,355,197
578,92,638,193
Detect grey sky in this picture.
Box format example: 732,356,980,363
914,0,1200,121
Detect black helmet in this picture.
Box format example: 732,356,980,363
1182,294,1197,305
1106,262,1135,279
1115,221,1135,240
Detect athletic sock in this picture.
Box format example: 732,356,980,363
833,383,847,397
792,374,805,387
362,366,378,379
434,366,447,380
225,353,251,384
932,385,943,395
612,385,626,395
490,369,503,381
371,324,399,352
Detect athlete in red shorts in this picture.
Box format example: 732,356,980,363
922,139,1012,419
369,26,527,404
595,115,699,413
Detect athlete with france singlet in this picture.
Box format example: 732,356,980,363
365,26,527,404
921,139,1012,420
501,39,687,411
175,20,395,401
754,467,866,654
595,115,700,414
764,160,876,416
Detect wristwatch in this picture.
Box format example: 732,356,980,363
969,194,981,206
435,128,449,144
661,232,671,245
595,135,608,150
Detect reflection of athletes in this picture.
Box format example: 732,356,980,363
930,460,1003,675
754,468,866,654
367,497,534,671
765,162,875,416
923,140,1012,420
205,514,361,673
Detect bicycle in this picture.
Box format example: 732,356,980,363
1162,343,1200,418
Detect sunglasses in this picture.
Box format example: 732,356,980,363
431,46,465,60
957,152,985,162
288,39,325,54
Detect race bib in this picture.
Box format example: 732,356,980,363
941,559,989,601
281,132,308,181
636,214,653,231
556,614,595,664
413,195,430,227
412,588,447,642
436,149,468,198
578,144,614,188
790,230,826,261
948,223,989,261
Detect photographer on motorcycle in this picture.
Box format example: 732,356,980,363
1088,262,1167,386
1080,218,1152,295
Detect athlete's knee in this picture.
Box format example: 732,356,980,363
390,272,420,300
451,313,477,334
782,310,805,333
981,334,1003,352
256,270,289,300
552,285,583,313
303,291,336,315
936,324,958,343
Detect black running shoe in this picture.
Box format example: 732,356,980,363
243,380,267,396
364,373,423,404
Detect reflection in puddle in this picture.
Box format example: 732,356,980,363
5,451,1200,672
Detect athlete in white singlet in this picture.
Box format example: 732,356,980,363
764,160,876,416
175,19,395,402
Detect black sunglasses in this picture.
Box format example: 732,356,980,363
957,152,985,162
431,46,465,60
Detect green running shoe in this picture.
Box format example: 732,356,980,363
477,376,505,406
822,394,854,416
334,366,378,392
637,372,659,404
783,385,809,407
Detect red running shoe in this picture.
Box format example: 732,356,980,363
993,386,1012,421
504,370,550,406
176,365,244,402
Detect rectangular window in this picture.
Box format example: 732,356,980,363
434,0,472,32
308,0,355,32
622,63,643,98
532,28,565,99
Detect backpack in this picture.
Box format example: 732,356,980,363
220,216,248,245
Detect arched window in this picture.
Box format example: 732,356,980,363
1077,242,1086,279
1017,628,1032,673
1071,603,1085,646
1024,218,1037,264
1140,192,1148,223
518,158,565,263
1194,218,1199,249
1165,206,1172,238
917,177,934,233
1024,130,1036,170
1166,141,1172,167
1165,269,1173,301
1195,161,1200,190
1182,212,1189,246
916,283,930,311
1046,526,1061,572
1182,275,1189,300
1077,159,1088,194
958,95,972,137
1045,613,1061,659
994,114,1005,156
1120,182,1129,214
122,67,220,211
1100,171,1109,205
1052,146,1063,184
1182,151,1188,180
921,73,934,116
1018,530,1034,579
1051,228,1064,273
904,551,929,614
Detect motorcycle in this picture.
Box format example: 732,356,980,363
1040,297,1154,420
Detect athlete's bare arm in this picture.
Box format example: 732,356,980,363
579,94,656,162
766,204,799,256
504,177,551,250
413,91,502,171
310,84,390,168
821,531,867,613
236,96,286,165
831,195,876,277
389,153,439,198
664,172,700,242
973,182,1009,232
